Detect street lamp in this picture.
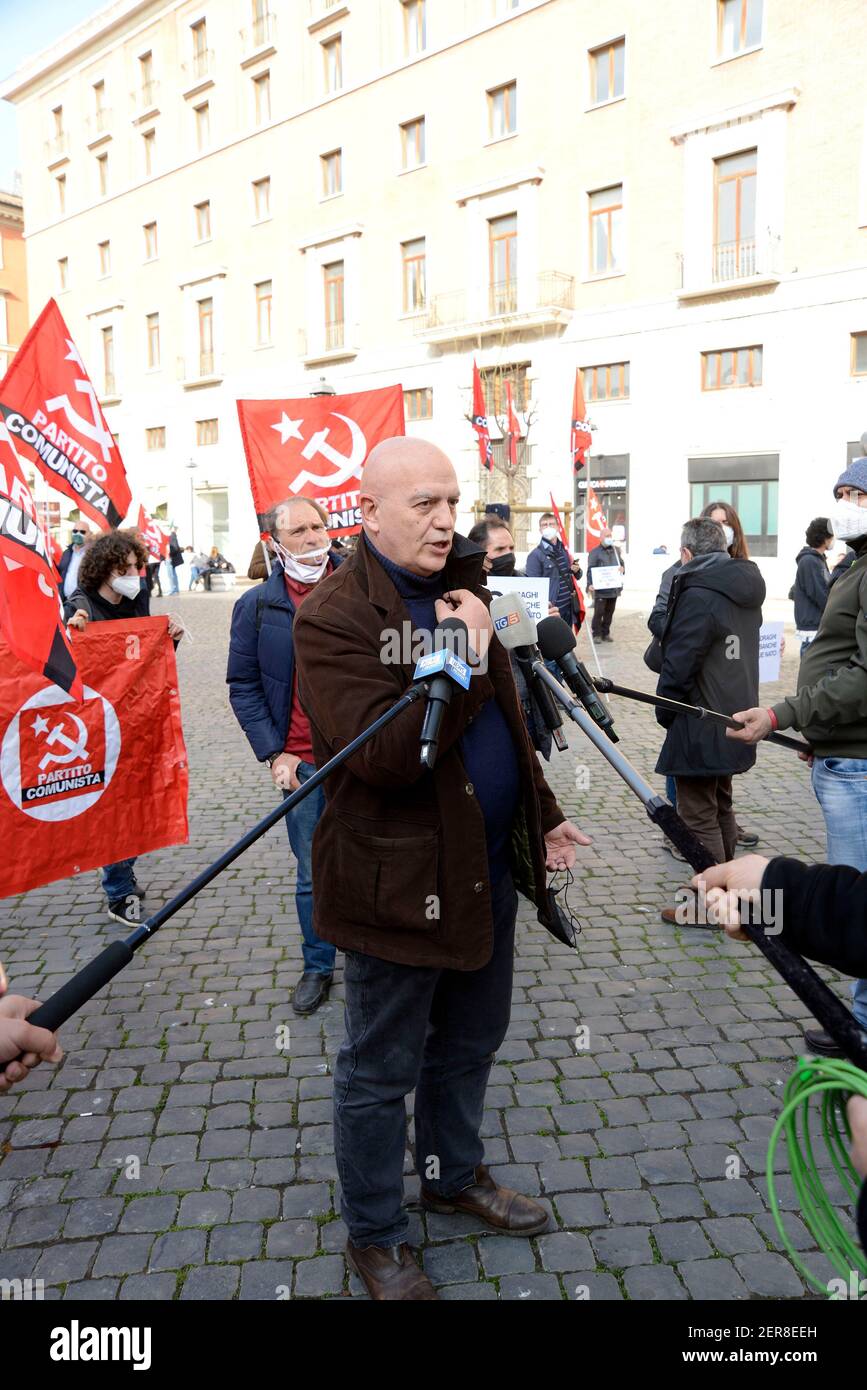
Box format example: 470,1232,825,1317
186,458,198,549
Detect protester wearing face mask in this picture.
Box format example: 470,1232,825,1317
226,497,342,1015
728,458,867,1057
792,518,834,654
526,512,583,628
586,528,625,642
58,520,91,600
63,530,184,924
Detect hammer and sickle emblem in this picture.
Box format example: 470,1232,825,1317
38,714,89,769
292,413,366,492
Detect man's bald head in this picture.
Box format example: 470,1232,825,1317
361,436,460,577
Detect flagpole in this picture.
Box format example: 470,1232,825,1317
579,432,607,686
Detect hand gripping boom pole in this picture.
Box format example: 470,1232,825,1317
0,684,428,1073
532,661,867,1072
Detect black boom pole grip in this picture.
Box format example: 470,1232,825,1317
0,940,133,1076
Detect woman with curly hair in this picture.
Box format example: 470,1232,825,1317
62,528,183,924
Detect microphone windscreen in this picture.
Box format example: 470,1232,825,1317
490,592,538,650
536,615,577,661
434,616,468,654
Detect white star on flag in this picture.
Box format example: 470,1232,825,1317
63,338,87,374
271,413,304,446
31,715,50,736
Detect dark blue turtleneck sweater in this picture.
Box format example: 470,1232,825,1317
364,534,520,878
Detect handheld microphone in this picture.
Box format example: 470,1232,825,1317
536,615,619,743
414,617,471,769
489,593,568,751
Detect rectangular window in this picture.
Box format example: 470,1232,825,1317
480,363,529,415
323,36,343,93
488,213,517,313
142,129,156,176
196,418,219,445
52,105,64,138
583,362,630,402
401,238,426,313
400,116,425,169
140,51,154,103
589,184,623,274
98,240,111,276
253,176,271,219
146,312,160,368
488,81,517,139
191,18,209,77
58,257,68,291
701,346,763,389
255,279,272,345
404,387,432,420
251,0,271,45
718,0,763,57
321,149,342,197
253,71,271,124
102,326,115,395
689,462,778,556
852,333,867,376
198,298,214,375
714,149,757,280
96,153,109,196
146,425,165,451
323,261,344,349
93,79,108,131
195,101,210,150
56,173,66,214
402,0,426,56
590,38,625,104
143,221,158,260
195,200,211,242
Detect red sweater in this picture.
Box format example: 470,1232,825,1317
282,564,331,762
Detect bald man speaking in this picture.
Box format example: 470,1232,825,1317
293,438,589,1300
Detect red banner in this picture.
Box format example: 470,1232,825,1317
237,386,405,538
0,299,132,531
137,504,169,562
585,484,607,548
471,361,493,471
0,617,188,900
0,414,81,700
571,369,592,474
505,380,520,471
548,491,585,627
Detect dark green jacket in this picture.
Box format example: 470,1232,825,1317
773,538,867,755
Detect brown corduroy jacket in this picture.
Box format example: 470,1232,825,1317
292,533,565,970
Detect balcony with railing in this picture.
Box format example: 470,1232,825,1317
300,322,358,366
679,230,781,300
44,132,69,165
86,108,113,146
177,351,223,388
182,50,215,96
131,80,161,120
308,0,350,32
241,10,277,61
416,271,574,344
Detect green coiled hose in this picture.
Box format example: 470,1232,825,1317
767,1057,867,1295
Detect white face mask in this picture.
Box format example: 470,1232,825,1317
830,499,867,542
273,538,329,583
111,574,141,600
541,527,558,542
602,536,614,547
721,524,735,548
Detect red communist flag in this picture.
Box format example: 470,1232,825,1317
548,491,585,627
585,483,607,548
0,413,82,700
505,380,521,471
0,616,188,900
237,386,405,538
0,299,131,531
137,504,170,563
471,361,493,471
571,369,592,474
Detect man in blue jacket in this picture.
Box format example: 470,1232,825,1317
227,497,341,1015
525,512,582,627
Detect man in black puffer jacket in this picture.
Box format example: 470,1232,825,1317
793,518,833,652
655,517,765,899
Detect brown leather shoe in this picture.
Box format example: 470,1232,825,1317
420,1164,548,1235
346,1240,440,1300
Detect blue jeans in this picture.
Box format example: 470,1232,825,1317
665,775,677,807
102,857,137,902
283,761,335,976
811,756,867,1029
162,561,179,595
334,872,518,1248
189,566,202,591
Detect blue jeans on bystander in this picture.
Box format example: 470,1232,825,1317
283,761,335,976
811,755,867,1030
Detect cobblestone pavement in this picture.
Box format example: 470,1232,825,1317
0,586,851,1301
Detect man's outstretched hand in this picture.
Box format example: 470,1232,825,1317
545,820,592,871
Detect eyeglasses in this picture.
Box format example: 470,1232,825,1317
71,529,86,536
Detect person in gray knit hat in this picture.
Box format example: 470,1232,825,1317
728,456,867,1058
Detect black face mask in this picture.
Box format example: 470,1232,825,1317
488,553,516,577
